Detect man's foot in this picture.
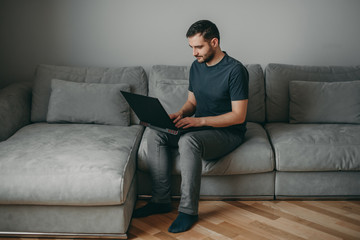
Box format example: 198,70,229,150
133,202,172,218
168,212,198,233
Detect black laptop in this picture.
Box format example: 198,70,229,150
121,91,211,135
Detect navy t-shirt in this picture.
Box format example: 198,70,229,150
188,52,249,131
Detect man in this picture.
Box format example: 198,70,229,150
133,20,249,233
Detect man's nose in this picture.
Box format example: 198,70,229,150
193,49,198,56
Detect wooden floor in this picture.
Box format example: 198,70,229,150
1,200,360,240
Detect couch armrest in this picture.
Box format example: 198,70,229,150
0,82,32,141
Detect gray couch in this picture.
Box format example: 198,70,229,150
0,65,147,238
0,63,359,238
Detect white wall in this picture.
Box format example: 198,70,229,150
1,0,359,87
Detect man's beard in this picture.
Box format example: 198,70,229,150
197,49,215,63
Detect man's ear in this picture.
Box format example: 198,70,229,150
210,38,219,48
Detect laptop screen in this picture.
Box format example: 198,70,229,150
121,91,177,130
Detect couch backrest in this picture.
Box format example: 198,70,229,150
31,64,148,124
148,64,265,123
265,63,360,122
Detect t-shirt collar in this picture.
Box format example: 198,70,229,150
205,51,227,68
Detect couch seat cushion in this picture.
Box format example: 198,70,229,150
138,122,274,175
0,123,143,206
266,123,360,171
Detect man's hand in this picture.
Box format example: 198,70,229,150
169,91,197,127
169,111,204,129
169,112,183,124
175,117,205,129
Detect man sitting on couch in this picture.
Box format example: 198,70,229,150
133,19,249,233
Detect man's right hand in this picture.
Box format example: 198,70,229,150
169,112,183,124
169,91,197,125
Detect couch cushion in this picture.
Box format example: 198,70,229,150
47,79,131,126
138,122,274,175
0,123,144,205
148,64,265,123
289,80,360,124
266,123,360,171
275,172,360,197
265,64,360,122
31,65,147,124
0,82,31,141
148,65,190,115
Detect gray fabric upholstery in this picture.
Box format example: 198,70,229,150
148,64,265,123
0,176,136,234
276,172,360,197
148,65,191,114
1,64,148,235
47,80,131,126
0,123,143,205
246,64,266,123
137,171,275,198
266,123,360,171
138,122,274,176
265,64,360,122
200,172,274,197
31,64,148,124
0,82,32,141
2,62,360,237
289,80,360,124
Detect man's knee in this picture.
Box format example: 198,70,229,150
178,134,203,154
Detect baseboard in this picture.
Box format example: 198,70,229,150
0,231,127,239
275,195,360,200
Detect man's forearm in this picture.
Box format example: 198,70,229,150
201,99,247,127
175,99,248,129
175,111,245,129
201,111,246,128
178,100,196,117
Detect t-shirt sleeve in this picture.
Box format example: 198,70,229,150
229,64,249,101
188,63,194,92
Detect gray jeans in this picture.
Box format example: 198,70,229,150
146,127,246,215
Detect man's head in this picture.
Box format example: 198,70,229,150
186,20,222,64
186,20,220,44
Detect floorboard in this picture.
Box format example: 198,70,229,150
1,200,359,240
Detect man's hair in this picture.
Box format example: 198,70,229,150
186,20,220,44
